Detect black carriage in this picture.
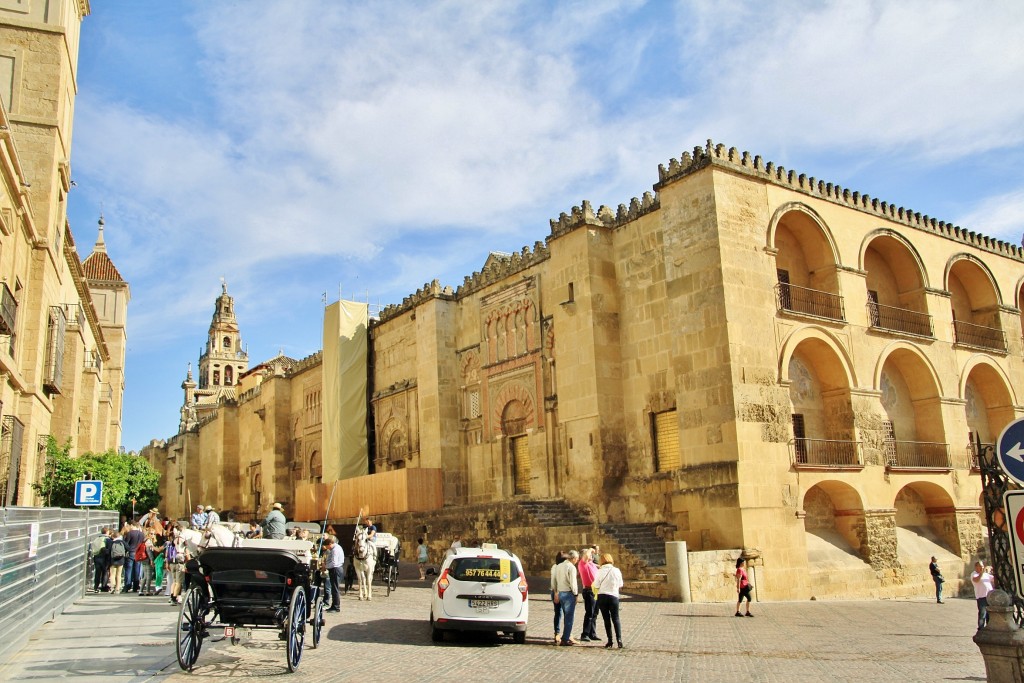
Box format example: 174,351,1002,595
372,533,401,596
176,543,325,673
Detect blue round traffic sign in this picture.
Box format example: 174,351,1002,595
997,417,1024,486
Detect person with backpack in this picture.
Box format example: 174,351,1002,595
108,532,127,594
89,527,111,593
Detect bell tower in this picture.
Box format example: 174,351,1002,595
198,281,248,390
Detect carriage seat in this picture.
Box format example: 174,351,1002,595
235,538,314,564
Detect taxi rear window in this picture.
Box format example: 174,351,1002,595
449,557,519,583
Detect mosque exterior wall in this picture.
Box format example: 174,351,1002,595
146,141,1024,600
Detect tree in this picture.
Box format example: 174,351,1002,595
32,438,161,519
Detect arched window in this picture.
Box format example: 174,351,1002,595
309,451,322,482
213,370,220,385
225,366,233,385
223,336,232,349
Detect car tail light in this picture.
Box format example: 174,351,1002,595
437,569,450,598
518,576,528,600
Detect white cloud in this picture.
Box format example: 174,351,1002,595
680,0,1024,160
956,189,1024,243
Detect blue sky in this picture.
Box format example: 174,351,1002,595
65,1,1024,452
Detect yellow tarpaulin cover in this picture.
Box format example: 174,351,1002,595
322,300,369,481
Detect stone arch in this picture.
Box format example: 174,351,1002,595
379,418,408,466
779,326,857,388
501,399,528,436
802,481,868,563
873,341,945,398
492,382,536,438
858,228,931,290
961,356,1017,447
945,253,1003,308
767,202,842,267
893,482,960,556
309,450,322,481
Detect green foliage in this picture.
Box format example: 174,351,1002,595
32,438,161,518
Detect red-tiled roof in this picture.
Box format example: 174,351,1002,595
82,251,125,283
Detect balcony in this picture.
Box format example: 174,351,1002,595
0,282,16,336
791,439,863,469
884,440,951,470
867,302,933,337
776,283,845,322
953,320,1006,353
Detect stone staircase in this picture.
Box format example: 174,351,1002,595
599,522,668,568
514,499,671,597
517,499,592,527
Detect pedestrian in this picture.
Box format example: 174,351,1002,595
549,551,567,644
735,557,754,617
324,535,344,612
592,553,624,649
553,549,580,646
263,502,287,539
108,532,127,594
929,556,945,604
153,531,166,595
578,547,599,641
417,537,429,580
972,561,996,628
166,525,187,605
138,530,156,596
450,535,462,551
89,527,111,593
190,505,207,530
122,522,145,592
205,505,221,528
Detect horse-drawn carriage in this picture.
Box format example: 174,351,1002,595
175,527,325,673
373,532,401,596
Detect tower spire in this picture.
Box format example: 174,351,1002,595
94,214,107,253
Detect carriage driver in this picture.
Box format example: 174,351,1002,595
264,502,287,539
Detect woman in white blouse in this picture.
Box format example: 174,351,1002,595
591,553,624,648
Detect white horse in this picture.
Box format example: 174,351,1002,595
352,526,376,601
179,524,237,555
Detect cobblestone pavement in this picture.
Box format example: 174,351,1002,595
155,578,985,683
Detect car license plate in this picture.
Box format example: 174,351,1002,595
469,599,498,610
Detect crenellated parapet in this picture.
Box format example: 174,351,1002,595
237,384,262,405
378,279,456,322
548,195,660,239
286,350,323,377
455,241,550,299
376,241,553,323
656,139,1024,262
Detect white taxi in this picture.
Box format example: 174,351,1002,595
429,544,529,643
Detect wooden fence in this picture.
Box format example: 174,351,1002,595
293,468,443,522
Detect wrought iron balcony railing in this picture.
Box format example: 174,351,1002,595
884,440,951,470
776,283,845,322
953,320,1006,352
867,302,933,337
791,438,863,468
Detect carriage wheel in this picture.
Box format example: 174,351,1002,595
286,585,307,672
176,586,207,671
387,565,397,596
310,593,324,649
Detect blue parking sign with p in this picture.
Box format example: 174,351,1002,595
74,480,102,506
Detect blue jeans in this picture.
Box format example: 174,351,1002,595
558,591,577,644
552,592,561,635
122,557,136,591
977,597,989,628
933,576,943,602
